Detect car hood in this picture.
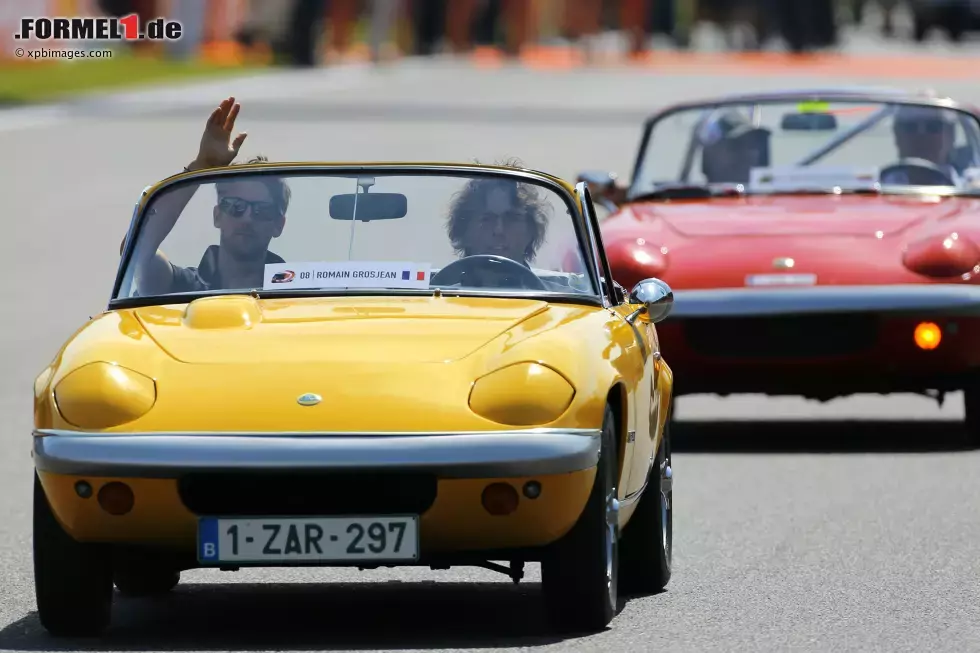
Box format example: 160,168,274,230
133,295,550,365
603,195,980,290
624,195,967,238
49,295,601,433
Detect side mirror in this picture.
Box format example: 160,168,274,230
577,170,627,212
627,277,673,324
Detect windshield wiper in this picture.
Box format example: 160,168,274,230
628,183,745,201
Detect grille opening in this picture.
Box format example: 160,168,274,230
683,314,881,359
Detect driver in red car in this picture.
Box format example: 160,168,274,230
698,111,772,185
881,105,961,185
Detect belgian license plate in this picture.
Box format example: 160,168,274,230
197,515,419,563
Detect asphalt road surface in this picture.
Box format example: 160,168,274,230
4,29,980,653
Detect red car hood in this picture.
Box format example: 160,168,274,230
601,195,980,290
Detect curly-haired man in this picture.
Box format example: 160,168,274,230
445,158,552,267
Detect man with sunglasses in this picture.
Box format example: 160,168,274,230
880,105,961,186
698,111,771,185
130,97,291,296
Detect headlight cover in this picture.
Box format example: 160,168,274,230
605,237,669,288
468,362,575,426
902,232,980,278
53,362,156,429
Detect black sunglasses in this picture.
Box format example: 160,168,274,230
895,119,949,135
218,196,279,222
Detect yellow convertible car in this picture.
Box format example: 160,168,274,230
32,162,675,636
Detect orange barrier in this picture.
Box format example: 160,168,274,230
10,0,934,76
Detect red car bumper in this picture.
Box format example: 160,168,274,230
659,284,980,398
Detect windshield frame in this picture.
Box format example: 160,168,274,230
626,89,980,200
108,162,605,310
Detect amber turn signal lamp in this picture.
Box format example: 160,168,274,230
914,322,942,350
482,483,519,516
97,482,134,515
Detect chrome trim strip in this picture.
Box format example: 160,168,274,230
33,427,599,438
576,181,615,308
32,428,602,479
669,284,980,319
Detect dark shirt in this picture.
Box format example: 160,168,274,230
170,245,285,293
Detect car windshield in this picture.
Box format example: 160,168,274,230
630,98,980,197
113,168,598,303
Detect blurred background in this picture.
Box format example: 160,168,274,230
1,0,979,106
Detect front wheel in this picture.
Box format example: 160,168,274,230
33,473,114,636
540,404,620,632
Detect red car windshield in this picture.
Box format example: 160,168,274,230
631,99,980,197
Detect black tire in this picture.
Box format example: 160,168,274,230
962,384,980,447
114,568,180,597
33,473,114,636
540,404,620,632
618,404,673,595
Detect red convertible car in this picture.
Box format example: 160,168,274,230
577,88,980,443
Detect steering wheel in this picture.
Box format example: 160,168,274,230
879,157,957,186
430,255,547,291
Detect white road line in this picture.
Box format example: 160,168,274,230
80,63,378,108
0,62,381,133
0,104,73,133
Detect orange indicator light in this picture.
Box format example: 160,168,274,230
914,322,941,350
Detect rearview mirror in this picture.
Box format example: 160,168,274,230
627,277,673,324
578,170,618,187
781,112,838,131
329,192,408,221
577,170,626,212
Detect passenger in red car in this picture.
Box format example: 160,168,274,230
698,111,771,185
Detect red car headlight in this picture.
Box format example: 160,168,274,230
902,232,980,278
607,239,669,286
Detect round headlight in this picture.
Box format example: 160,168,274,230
902,232,980,278
54,362,156,429
606,238,669,288
468,362,575,426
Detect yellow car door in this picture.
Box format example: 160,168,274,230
609,300,658,498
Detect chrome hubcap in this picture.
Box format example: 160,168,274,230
605,492,619,603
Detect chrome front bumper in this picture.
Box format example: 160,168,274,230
32,428,602,479
669,283,980,319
